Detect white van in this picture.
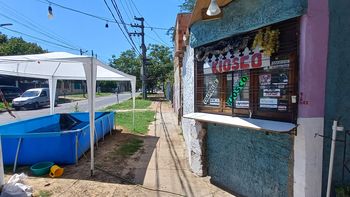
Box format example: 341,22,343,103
12,88,54,110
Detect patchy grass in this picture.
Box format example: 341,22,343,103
115,111,155,134
36,190,53,197
113,138,143,157
61,92,113,99
104,98,151,110
58,92,114,104
0,102,11,110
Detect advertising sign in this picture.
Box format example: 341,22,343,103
205,47,270,74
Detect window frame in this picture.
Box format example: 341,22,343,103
194,18,299,123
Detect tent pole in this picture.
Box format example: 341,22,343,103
83,57,97,176
0,136,4,186
48,78,57,115
131,80,136,131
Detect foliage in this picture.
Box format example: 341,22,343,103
103,98,151,110
179,0,196,12
0,34,46,56
109,44,173,93
147,44,173,92
109,49,142,88
0,102,11,110
115,111,155,134
335,185,350,197
113,138,143,157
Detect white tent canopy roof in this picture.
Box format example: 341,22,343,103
0,52,135,81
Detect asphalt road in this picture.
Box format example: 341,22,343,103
0,92,137,125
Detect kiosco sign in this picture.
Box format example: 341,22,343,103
206,47,270,74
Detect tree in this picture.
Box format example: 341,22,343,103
179,0,196,12
0,34,46,55
109,45,173,94
109,49,142,89
147,44,173,92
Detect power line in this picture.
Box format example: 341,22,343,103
145,34,169,47
128,0,170,45
110,0,140,53
119,0,133,23
0,13,81,51
124,0,137,19
103,0,140,55
1,27,81,52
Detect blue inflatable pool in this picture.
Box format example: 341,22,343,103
0,112,115,166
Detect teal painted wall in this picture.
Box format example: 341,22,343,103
190,0,307,48
323,0,350,195
207,124,294,196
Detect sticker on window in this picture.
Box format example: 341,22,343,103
263,89,281,97
259,74,271,85
235,100,249,108
227,75,249,106
203,78,219,104
209,98,220,106
260,98,278,108
271,59,290,68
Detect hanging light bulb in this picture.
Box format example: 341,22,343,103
105,21,109,28
206,0,221,16
48,5,53,19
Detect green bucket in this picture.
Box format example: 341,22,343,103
30,162,54,176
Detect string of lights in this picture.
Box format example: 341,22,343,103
35,0,169,31
0,1,85,51
0,27,81,52
0,13,82,52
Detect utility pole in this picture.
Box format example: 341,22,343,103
130,17,147,99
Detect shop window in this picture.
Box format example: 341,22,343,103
195,18,299,122
74,82,81,90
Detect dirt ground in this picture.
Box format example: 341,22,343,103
4,97,233,197
4,104,159,196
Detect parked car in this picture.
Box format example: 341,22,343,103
0,85,23,102
12,88,55,110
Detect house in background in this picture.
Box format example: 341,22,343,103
178,0,350,196
0,75,48,90
173,13,192,125
56,80,84,96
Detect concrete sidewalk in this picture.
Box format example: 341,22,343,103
135,101,233,197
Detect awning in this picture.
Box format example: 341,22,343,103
183,112,297,133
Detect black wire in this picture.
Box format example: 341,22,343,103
119,0,133,23
0,1,85,51
35,0,169,31
1,27,81,51
128,0,169,46
110,0,140,54
0,13,81,51
103,0,140,55
124,0,137,19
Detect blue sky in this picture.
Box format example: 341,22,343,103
0,0,184,62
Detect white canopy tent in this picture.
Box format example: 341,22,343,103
0,52,136,184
